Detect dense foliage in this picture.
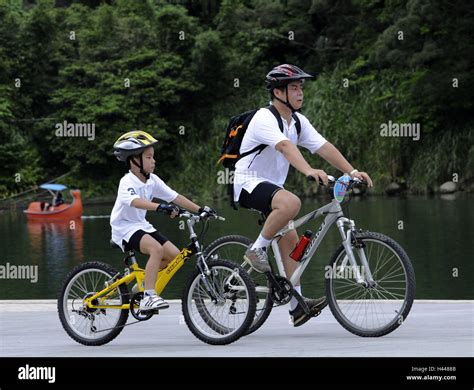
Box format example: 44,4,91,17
0,0,472,203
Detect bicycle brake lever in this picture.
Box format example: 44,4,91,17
307,175,336,185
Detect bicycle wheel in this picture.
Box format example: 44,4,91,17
204,235,273,335
58,262,129,346
325,231,416,337
182,259,257,345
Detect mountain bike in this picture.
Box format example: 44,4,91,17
204,175,416,337
58,209,257,346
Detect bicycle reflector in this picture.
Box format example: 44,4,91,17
334,174,351,202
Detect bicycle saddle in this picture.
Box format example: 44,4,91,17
110,240,121,250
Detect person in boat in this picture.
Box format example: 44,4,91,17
40,191,64,211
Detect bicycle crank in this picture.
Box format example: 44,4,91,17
130,292,158,321
266,273,293,305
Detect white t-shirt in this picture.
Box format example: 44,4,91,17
233,106,327,200
110,171,178,250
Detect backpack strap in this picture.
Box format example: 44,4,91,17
267,105,301,136
267,105,284,133
293,113,301,136
240,106,302,166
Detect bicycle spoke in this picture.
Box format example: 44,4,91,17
331,237,410,333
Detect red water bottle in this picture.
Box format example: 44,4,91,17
289,230,313,261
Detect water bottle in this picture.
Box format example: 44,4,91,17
289,230,313,261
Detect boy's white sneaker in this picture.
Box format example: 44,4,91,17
139,294,169,311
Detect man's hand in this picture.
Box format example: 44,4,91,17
306,168,329,185
156,203,180,218
198,206,217,218
351,171,373,187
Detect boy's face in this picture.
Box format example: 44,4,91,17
133,146,155,174
275,80,304,110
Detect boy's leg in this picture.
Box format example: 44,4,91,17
139,234,164,291
138,234,170,311
160,241,180,269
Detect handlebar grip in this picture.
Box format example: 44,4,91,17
307,176,324,185
307,175,335,186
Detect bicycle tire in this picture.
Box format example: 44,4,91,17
203,235,273,335
58,261,129,346
182,259,257,345
325,231,416,337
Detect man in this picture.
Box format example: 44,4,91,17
234,64,373,326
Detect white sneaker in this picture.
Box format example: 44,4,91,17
139,294,169,311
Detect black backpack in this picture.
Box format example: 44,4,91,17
217,105,301,209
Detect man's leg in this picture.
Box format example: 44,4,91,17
262,190,301,239
245,189,300,272
273,210,327,326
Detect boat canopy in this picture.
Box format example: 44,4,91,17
39,184,68,191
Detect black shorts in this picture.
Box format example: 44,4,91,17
123,230,169,253
238,181,283,217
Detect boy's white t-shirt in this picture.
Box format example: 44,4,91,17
233,107,327,201
110,171,178,250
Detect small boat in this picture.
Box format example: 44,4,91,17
24,184,83,220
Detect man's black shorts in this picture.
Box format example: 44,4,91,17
123,229,169,253
238,181,283,217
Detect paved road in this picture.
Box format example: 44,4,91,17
0,300,472,357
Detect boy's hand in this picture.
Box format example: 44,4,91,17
156,204,180,218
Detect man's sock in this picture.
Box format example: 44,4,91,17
290,285,302,311
251,233,272,250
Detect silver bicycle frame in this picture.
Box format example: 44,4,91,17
270,198,374,287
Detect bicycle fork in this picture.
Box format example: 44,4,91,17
336,218,376,287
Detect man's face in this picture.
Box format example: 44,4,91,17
275,80,304,110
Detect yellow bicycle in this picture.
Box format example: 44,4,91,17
58,210,257,346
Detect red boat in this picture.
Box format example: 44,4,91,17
24,184,83,220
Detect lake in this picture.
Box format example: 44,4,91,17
0,194,472,300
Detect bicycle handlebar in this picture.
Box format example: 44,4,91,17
307,175,367,186
177,208,226,222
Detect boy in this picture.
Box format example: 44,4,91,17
110,130,215,312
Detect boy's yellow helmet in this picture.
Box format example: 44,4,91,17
113,130,158,162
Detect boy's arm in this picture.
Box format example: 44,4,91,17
131,198,161,211
131,195,208,214
172,194,200,213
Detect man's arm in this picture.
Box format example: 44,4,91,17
316,142,354,174
276,140,373,187
275,140,329,184
316,142,373,187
